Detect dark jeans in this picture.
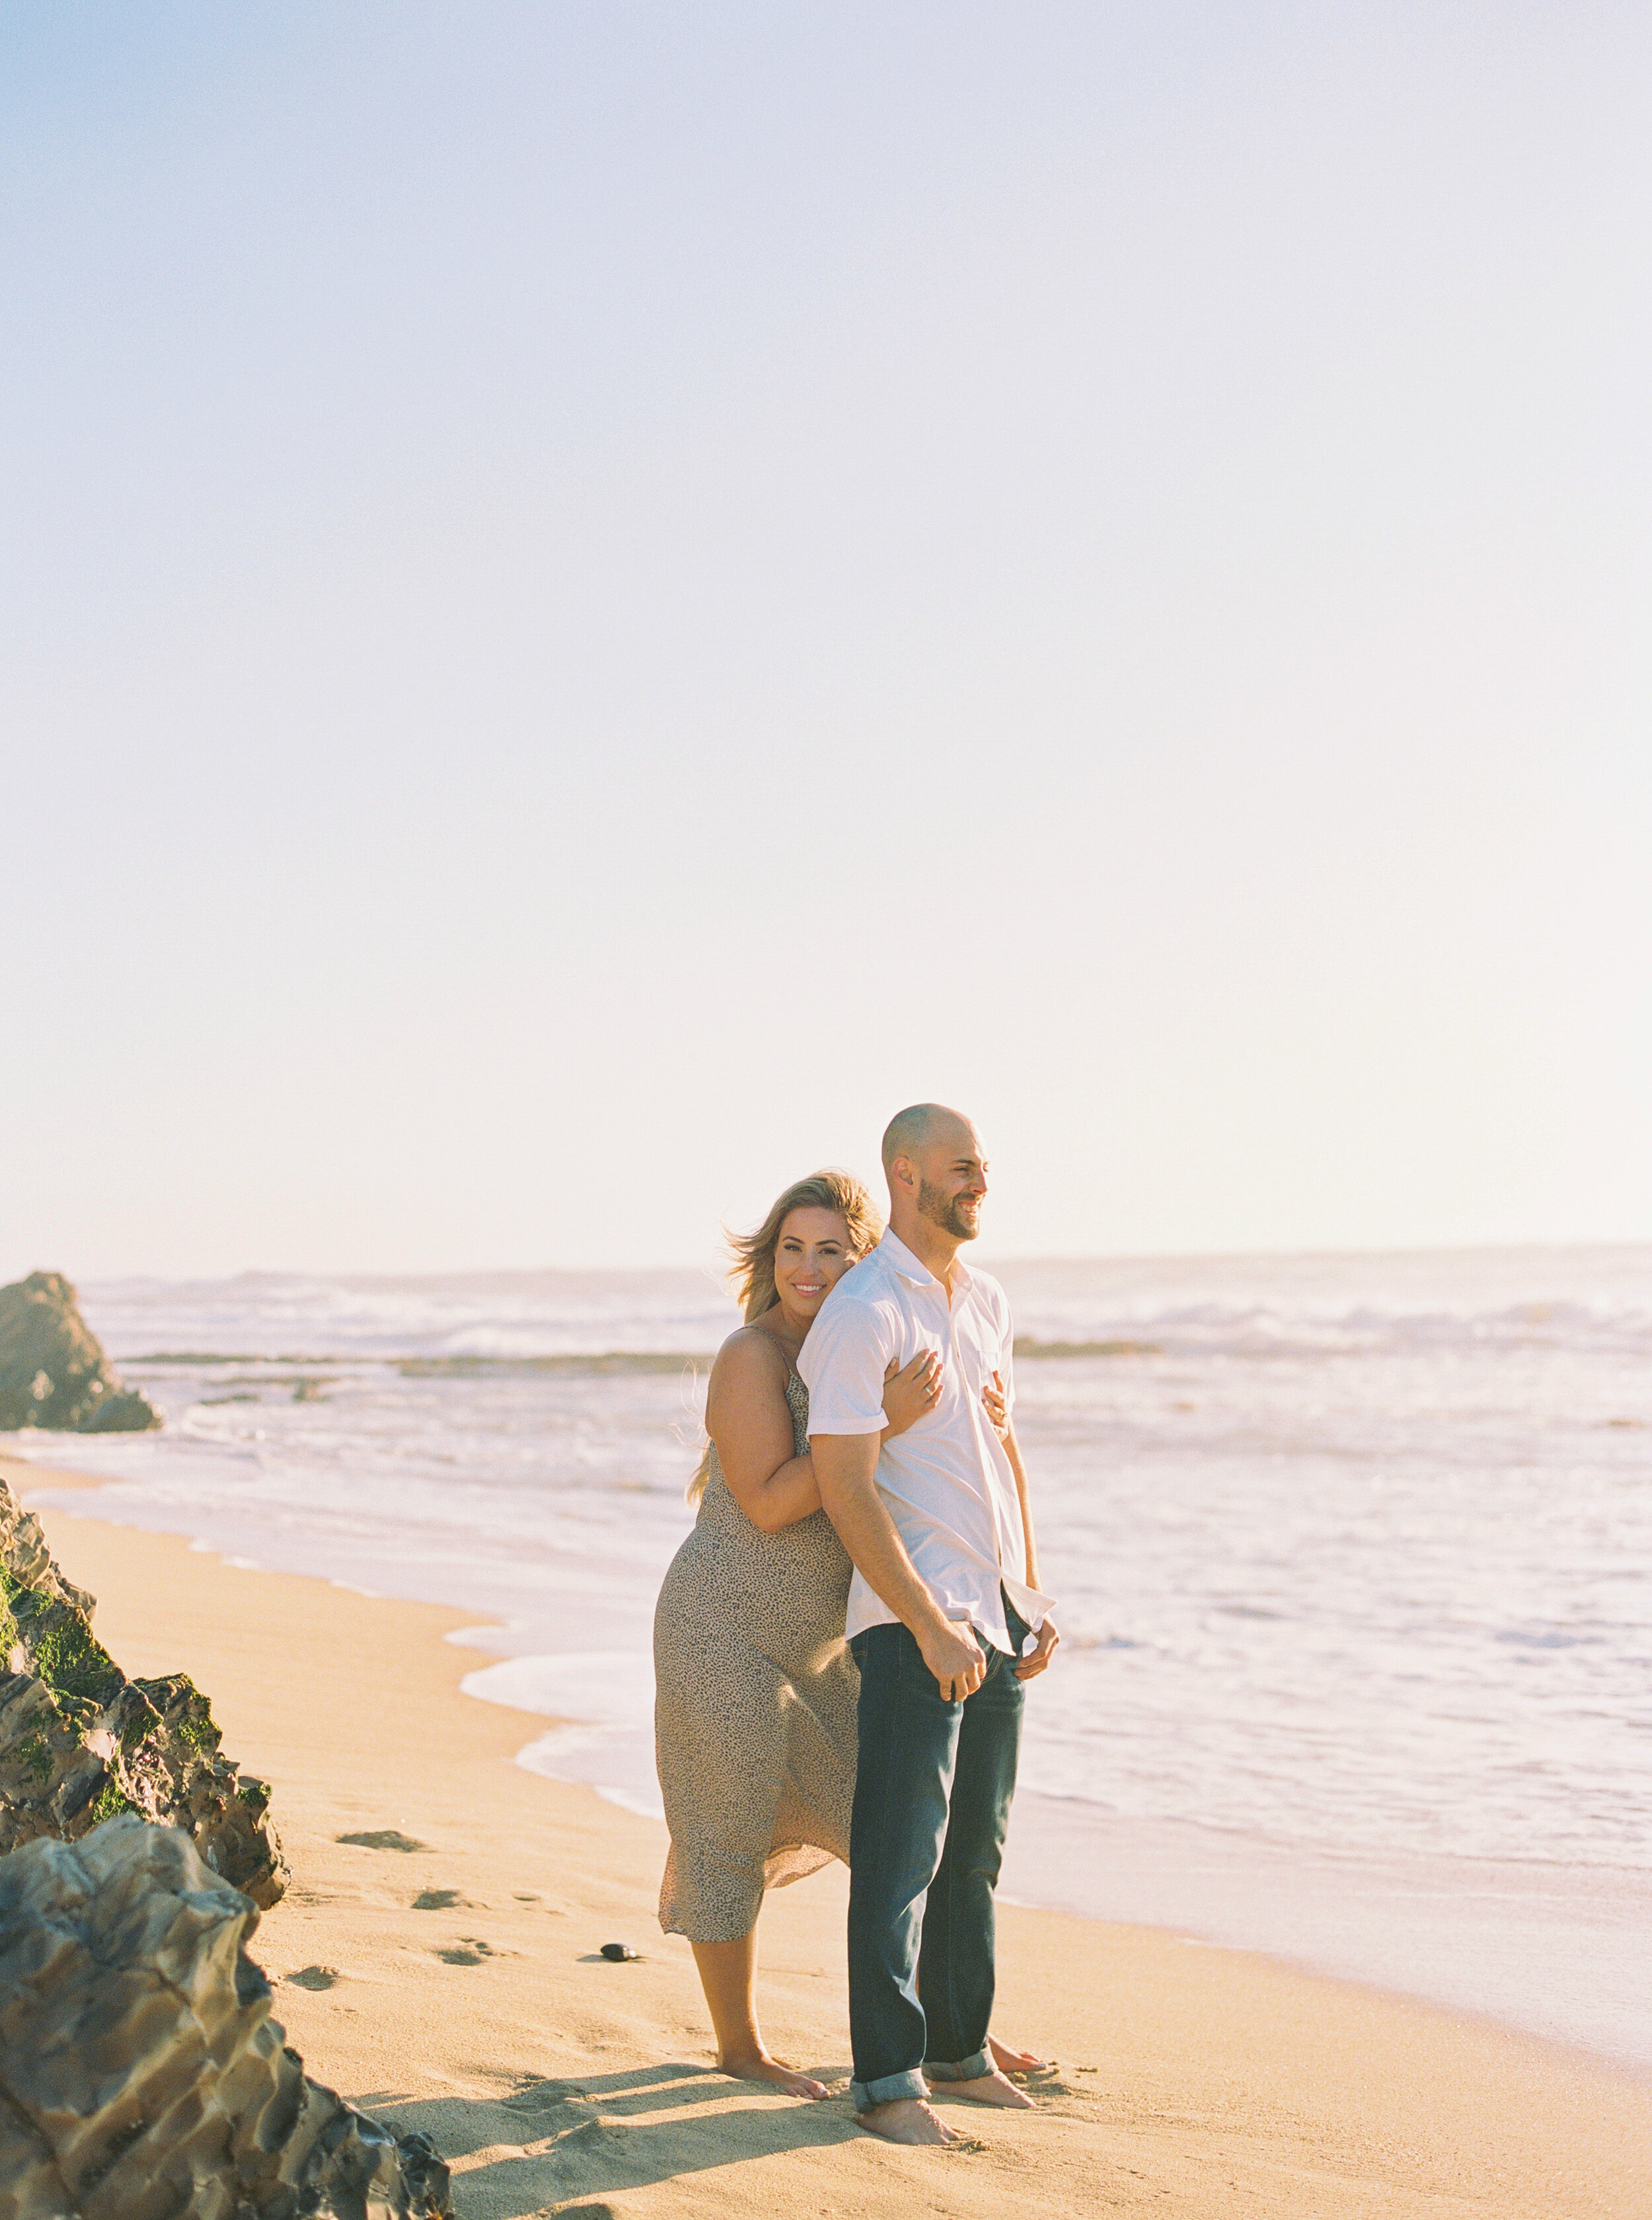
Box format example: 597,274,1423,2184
846,1592,1028,2112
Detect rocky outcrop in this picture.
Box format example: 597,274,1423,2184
0,1270,159,1432
0,1473,286,1906
0,1817,453,2219
0,1474,95,1615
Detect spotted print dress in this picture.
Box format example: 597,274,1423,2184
654,1368,858,1941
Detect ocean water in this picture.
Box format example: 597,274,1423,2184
9,1248,1651,2066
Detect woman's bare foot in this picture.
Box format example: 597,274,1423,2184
717,2051,829,2098
987,2035,1048,2077
938,2068,1034,2109
690,1934,831,2097
858,2096,967,2143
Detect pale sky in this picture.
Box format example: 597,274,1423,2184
3,4,1649,1276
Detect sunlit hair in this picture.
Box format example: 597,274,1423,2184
687,1169,882,1504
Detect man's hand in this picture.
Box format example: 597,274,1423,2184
813,1432,988,1701
918,1617,987,1701
1013,1616,1059,1682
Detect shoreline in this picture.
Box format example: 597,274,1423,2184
464,1650,1652,2078
11,1451,1652,2079
999,1791,1652,2080
7,1463,1652,2217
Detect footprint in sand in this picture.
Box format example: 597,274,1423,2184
435,1937,500,1966
336,1829,430,1853
502,2079,584,2118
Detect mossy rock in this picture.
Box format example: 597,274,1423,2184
0,1475,286,1905
0,1574,123,1707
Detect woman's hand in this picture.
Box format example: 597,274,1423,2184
983,1369,1011,1439
882,1349,943,1438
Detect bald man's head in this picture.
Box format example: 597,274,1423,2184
880,1103,989,1248
880,1102,969,1177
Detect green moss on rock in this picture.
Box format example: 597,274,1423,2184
89,1779,139,1824
0,1573,122,1707
0,1477,286,1904
13,1732,55,1788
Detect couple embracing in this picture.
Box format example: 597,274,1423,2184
653,1104,1059,2145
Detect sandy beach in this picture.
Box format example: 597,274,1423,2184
13,1461,1650,2220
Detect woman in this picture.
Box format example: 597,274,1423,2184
654,1170,1037,2097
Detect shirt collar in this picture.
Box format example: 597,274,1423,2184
877,1226,975,1296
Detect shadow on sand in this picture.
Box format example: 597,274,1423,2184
362,2059,865,2217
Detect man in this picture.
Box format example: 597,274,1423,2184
798,1103,1058,2145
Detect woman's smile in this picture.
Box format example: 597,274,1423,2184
769,1206,858,1332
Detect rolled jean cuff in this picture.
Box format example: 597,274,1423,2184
851,2067,929,2114
922,2046,992,2083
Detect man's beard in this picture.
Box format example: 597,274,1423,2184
918,1179,979,1241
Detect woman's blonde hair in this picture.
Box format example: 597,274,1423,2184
687,1169,882,1504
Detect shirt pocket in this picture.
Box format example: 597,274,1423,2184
953,1314,1002,1397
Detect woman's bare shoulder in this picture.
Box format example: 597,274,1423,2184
708,1323,791,1390
705,1323,793,1436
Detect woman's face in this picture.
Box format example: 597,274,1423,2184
772,1207,857,1323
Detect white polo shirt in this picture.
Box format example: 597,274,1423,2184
798,1228,1053,1655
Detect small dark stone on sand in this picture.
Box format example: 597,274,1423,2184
338,1829,430,1852
599,1941,641,1962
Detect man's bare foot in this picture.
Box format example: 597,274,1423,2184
939,2068,1034,2109
988,2035,1049,2077
858,2096,967,2143
718,2051,829,2098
